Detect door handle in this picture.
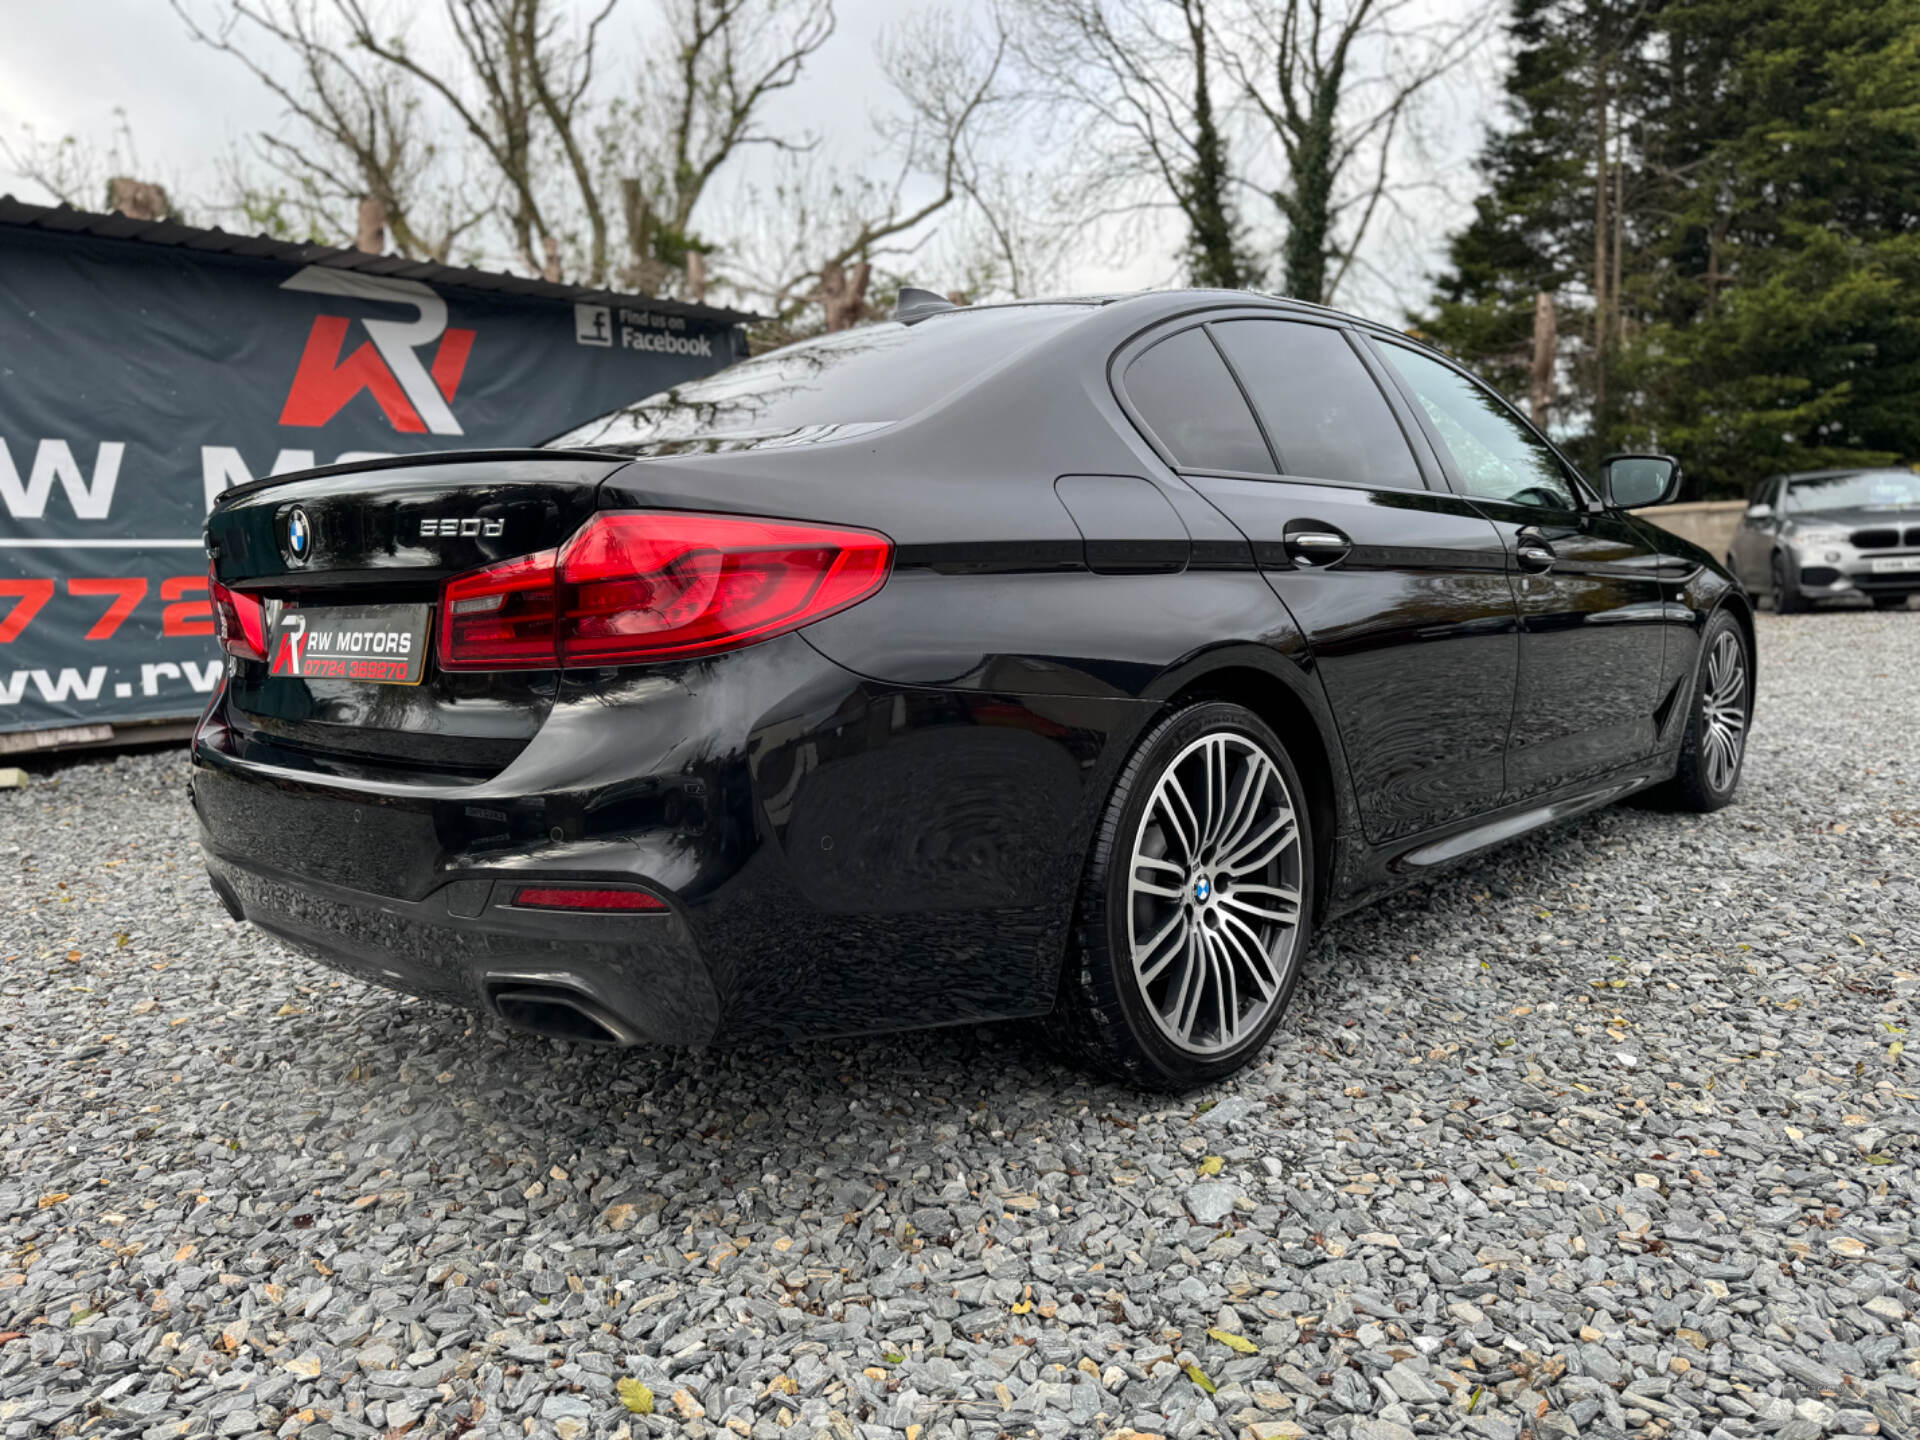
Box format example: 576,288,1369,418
1515,534,1556,572
1285,528,1351,566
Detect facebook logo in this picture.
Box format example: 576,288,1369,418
574,304,612,347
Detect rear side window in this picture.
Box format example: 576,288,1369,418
1124,328,1275,475
1210,320,1423,489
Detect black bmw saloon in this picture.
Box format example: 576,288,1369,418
193,288,1755,1089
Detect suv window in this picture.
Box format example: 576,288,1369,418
1377,341,1579,510
1124,328,1275,475
1210,319,1423,489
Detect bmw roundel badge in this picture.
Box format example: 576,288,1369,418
1194,876,1212,903
284,506,312,566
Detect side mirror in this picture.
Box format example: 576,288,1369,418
1603,453,1682,509
1746,502,1774,520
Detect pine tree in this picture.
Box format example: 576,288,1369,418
1421,0,1920,497
1637,0,1920,489
1418,0,1657,460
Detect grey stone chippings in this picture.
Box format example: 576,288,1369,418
2,607,1919,1439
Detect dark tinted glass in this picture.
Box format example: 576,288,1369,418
547,305,1086,450
1783,470,1920,512
1210,320,1422,488
1379,342,1578,509
1124,328,1275,475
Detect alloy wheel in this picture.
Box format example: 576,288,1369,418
1700,628,1748,793
1126,732,1304,1056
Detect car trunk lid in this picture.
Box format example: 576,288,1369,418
207,451,629,774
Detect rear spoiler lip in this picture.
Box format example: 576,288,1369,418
209,446,628,509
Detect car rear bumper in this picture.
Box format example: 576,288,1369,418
203,848,723,1044
191,633,1154,1045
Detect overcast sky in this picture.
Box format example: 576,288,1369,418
0,0,1503,316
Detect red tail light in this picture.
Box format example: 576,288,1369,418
512,886,668,912
209,568,267,661
438,510,892,671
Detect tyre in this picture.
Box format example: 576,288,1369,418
1049,701,1314,1090
1871,594,1910,610
1654,610,1752,813
1771,554,1805,613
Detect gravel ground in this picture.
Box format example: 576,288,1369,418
3,608,1918,1440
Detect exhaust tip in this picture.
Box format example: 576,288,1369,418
486,983,636,1046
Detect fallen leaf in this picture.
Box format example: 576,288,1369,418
1206,1328,1258,1354
1197,1155,1224,1176
36,1193,70,1209
616,1378,653,1414
1183,1363,1216,1393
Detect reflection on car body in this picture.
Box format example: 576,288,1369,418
193,289,1755,1088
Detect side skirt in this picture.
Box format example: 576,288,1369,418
1324,751,1677,921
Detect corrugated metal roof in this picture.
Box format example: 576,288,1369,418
0,194,761,326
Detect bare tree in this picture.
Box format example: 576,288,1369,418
729,5,1012,331
173,1,488,261
610,0,834,292
1010,0,1256,289
2,109,184,219
176,0,838,294
326,0,617,280
1221,0,1487,305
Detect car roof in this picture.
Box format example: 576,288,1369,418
919,287,1413,342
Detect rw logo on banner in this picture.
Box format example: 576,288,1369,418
277,269,476,435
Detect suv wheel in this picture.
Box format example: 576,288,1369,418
1771,554,1806,613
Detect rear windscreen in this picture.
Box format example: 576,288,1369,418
546,305,1088,451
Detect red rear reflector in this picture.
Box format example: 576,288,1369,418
209,567,267,661
513,887,667,912
437,510,891,670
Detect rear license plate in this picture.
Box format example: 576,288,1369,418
1870,556,1920,573
266,604,432,685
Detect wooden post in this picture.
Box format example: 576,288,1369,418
355,195,388,254
1530,291,1558,429
819,261,871,332
107,177,170,221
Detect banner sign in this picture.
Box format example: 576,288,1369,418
0,228,742,735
